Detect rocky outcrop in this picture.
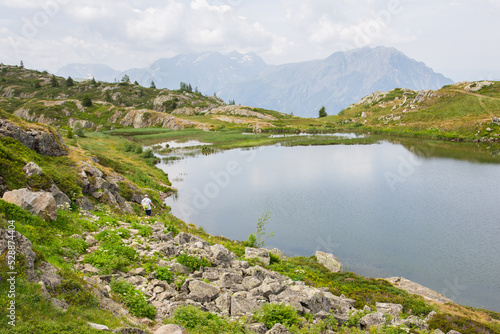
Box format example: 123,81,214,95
0,119,68,156
205,106,277,121
109,109,210,131
385,277,454,304
315,251,343,273
79,162,134,213
68,118,95,129
2,188,57,220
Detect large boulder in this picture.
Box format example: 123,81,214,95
2,188,57,220
245,247,270,266
314,251,343,273
0,119,68,156
187,280,220,303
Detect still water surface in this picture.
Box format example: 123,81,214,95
158,140,500,311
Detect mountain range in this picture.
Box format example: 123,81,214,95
57,46,453,117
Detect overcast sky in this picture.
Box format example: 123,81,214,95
1,0,499,81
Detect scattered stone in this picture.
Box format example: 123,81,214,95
314,251,343,273
376,302,403,317
23,162,43,177
88,322,110,331
245,247,271,266
246,322,268,334
359,312,386,329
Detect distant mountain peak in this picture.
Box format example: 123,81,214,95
57,47,453,117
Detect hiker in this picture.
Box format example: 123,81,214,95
141,194,155,217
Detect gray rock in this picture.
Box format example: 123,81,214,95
83,263,101,274
359,312,386,329
217,271,244,289
314,251,343,273
246,322,268,334
188,280,220,303
23,162,43,177
211,244,232,262
50,184,71,207
86,235,98,246
75,196,95,211
2,188,57,221
215,291,232,316
0,228,37,281
0,119,68,156
230,291,262,316
268,248,286,261
154,324,188,334
51,297,69,311
266,323,291,334
171,263,191,275
242,276,262,291
245,247,270,266
174,232,191,244
376,302,403,317
38,261,63,290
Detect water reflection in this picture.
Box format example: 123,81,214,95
157,140,500,312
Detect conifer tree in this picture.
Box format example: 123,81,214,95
66,76,74,87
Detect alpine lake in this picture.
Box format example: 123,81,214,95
153,134,500,312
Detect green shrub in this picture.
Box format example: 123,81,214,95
155,267,173,283
84,230,138,274
165,223,179,236
253,303,301,329
165,305,245,334
176,254,211,272
110,280,156,319
428,313,499,334
244,233,257,247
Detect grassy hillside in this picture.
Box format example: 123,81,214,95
335,82,500,140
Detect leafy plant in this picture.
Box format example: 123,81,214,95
245,211,274,248
155,267,173,283
165,305,245,334
253,302,301,329
176,254,211,271
110,280,156,319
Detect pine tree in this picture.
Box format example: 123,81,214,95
150,81,156,89
50,75,59,87
82,94,92,107
318,106,327,118
66,76,74,87
20,60,24,68
90,77,97,85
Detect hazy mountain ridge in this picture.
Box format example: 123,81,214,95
57,47,453,117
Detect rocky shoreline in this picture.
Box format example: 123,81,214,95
1,211,461,334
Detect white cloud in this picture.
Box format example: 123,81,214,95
0,0,498,77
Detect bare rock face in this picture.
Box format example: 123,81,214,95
2,188,57,221
315,251,343,273
385,277,454,304
0,119,68,156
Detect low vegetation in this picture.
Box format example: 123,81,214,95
1,64,500,333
